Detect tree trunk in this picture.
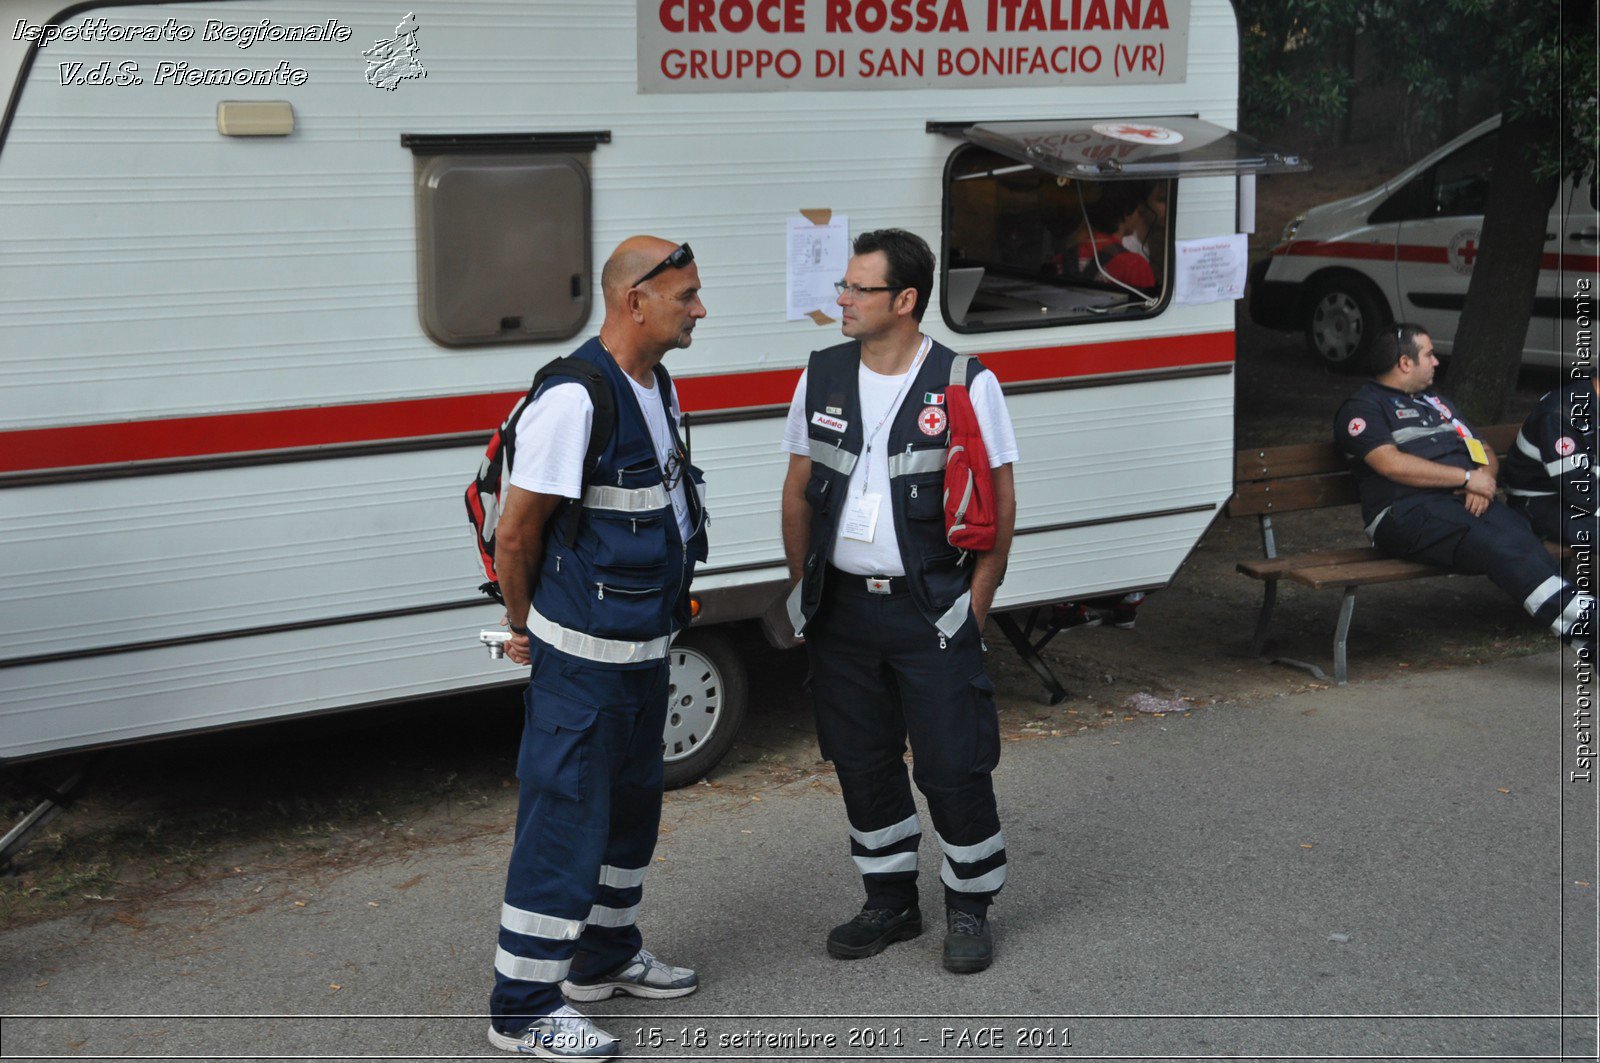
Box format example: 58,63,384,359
1446,108,1559,425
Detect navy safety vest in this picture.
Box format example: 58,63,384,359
1503,379,1596,501
786,339,992,640
1337,381,1478,525
527,338,708,669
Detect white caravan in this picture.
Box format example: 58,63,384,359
0,0,1302,793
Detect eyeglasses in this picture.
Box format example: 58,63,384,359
662,448,684,491
834,281,904,298
633,243,694,287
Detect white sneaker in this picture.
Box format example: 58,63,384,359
486,1005,621,1059
561,948,699,1002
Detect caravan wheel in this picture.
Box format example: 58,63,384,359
662,629,747,789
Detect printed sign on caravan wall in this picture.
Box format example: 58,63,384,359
638,0,1190,93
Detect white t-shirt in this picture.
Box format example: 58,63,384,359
780,343,1020,577
508,375,694,543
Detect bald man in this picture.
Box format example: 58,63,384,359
486,237,709,1059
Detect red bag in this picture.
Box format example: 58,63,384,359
943,355,997,552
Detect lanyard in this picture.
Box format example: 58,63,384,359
1419,394,1476,441
859,335,930,496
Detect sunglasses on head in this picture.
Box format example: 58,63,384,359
633,243,693,287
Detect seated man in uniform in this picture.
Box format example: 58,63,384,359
1503,368,1597,548
1335,324,1591,644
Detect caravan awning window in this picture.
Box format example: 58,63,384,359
956,116,1308,181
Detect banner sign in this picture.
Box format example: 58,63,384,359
638,0,1189,93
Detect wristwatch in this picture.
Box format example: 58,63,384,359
509,620,531,636
1462,469,1473,488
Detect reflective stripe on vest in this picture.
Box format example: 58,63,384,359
1392,424,1456,446
528,606,672,664
583,483,670,512
1547,454,1587,478
785,579,806,639
936,591,972,639
810,438,858,477
887,448,947,478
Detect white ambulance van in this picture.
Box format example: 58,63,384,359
1250,114,1598,368
0,0,1303,805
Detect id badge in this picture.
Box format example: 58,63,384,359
842,492,881,542
1464,437,1489,465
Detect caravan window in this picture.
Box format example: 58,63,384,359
941,145,1172,332
413,152,592,347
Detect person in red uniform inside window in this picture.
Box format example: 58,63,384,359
1066,182,1156,290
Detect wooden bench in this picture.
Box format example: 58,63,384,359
1227,423,1565,684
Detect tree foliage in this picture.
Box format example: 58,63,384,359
1237,0,1595,169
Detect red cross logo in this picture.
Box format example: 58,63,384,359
919,406,948,437
1447,230,1480,276
1557,436,1577,456
1092,121,1184,146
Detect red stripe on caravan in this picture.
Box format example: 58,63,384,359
979,330,1232,381
0,392,526,475
0,332,1232,474
674,366,803,412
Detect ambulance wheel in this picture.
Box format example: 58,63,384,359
662,629,747,789
1305,275,1390,368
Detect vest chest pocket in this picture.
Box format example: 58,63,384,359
590,512,669,572
920,547,968,607
804,472,836,515
588,578,667,640
612,455,661,489
904,476,944,521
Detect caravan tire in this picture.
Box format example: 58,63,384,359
662,629,747,790
1304,274,1390,369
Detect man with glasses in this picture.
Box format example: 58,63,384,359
780,229,1020,973
1335,323,1591,645
487,236,709,1059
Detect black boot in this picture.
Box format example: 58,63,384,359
942,907,993,973
826,905,922,959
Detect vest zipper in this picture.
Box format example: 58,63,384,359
594,581,657,600
910,484,918,499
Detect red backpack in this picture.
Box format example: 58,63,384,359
943,355,997,552
465,357,615,603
